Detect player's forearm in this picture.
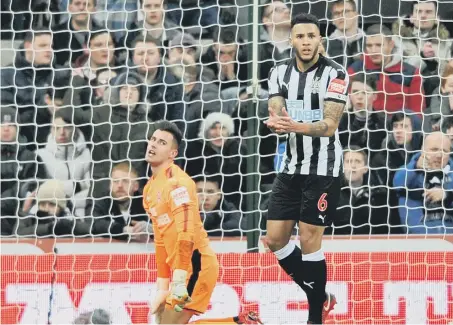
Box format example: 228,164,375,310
156,245,171,278
294,119,336,137
173,206,195,271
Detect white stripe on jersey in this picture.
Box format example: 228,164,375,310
269,56,349,177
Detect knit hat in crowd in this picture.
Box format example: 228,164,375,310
0,106,19,124
36,180,67,210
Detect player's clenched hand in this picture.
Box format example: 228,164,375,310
265,108,286,133
270,107,299,134
170,270,191,312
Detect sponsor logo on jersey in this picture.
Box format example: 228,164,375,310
170,187,191,206
157,213,171,226
327,79,346,94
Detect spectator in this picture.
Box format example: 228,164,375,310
392,0,452,97
394,132,453,234
339,73,386,157
324,0,365,68
90,68,118,107
36,86,66,146
201,26,249,91
229,86,277,185
169,58,220,140
91,163,150,242
442,117,453,152
195,175,242,236
56,71,153,212
52,0,101,66
165,0,219,36
130,35,184,127
14,179,90,237
348,24,425,114
185,112,247,207
1,106,46,236
120,0,180,51
426,64,453,131
259,1,292,90
36,115,91,217
371,110,423,188
63,29,117,111
326,147,391,235
0,29,68,146
166,33,215,81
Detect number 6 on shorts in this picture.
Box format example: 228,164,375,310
317,193,328,212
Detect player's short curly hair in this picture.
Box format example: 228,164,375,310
290,13,320,30
155,120,183,147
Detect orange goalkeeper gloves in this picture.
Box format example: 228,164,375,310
169,269,192,312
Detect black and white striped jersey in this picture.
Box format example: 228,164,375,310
268,55,349,177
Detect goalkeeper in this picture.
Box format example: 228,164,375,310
143,121,262,325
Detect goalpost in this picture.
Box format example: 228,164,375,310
0,0,452,324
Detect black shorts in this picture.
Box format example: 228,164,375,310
267,173,342,226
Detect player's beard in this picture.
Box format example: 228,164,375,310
295,46,319,64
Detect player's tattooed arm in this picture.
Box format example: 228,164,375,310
298,100,346,137
268,96,286,116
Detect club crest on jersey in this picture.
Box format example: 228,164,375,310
327,79,346,94
311,77,321,94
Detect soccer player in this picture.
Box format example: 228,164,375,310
264,13,349,325
143,121,262,325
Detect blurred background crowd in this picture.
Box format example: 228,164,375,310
1,0,453,240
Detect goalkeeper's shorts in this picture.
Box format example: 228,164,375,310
166,248,220,314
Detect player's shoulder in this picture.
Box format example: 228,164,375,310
269,58,293,76
164,164,195,190
320,55,347,75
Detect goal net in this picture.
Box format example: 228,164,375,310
1,0,453,324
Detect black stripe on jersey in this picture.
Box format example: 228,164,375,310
326,136,336,177
296,70,307,100
294,71,308,174
282,138,291,174
308,65,325,174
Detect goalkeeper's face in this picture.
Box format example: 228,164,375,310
290,23,321,63
146,130,178,165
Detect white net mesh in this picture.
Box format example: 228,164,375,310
1,0,453,324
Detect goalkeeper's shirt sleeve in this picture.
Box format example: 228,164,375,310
143,184,171,278
166,180,197,272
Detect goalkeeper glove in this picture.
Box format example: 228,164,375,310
170,269,191,312
150,278,170,315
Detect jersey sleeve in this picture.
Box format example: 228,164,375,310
268,66,283,98
143,184,171,278
166,179,197,271
325,67,349,104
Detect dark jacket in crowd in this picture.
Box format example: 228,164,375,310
324,28,365,68
56,71,155,199
52,18,103,66
201,44,249,91
91,195,149,241
15,208,90,237
202,199,242,236
325,178,392,235
0,51,69,145
142,66,185,131
339,110,387,158
1,134,46,235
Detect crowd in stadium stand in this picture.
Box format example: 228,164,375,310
1,0,453,239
